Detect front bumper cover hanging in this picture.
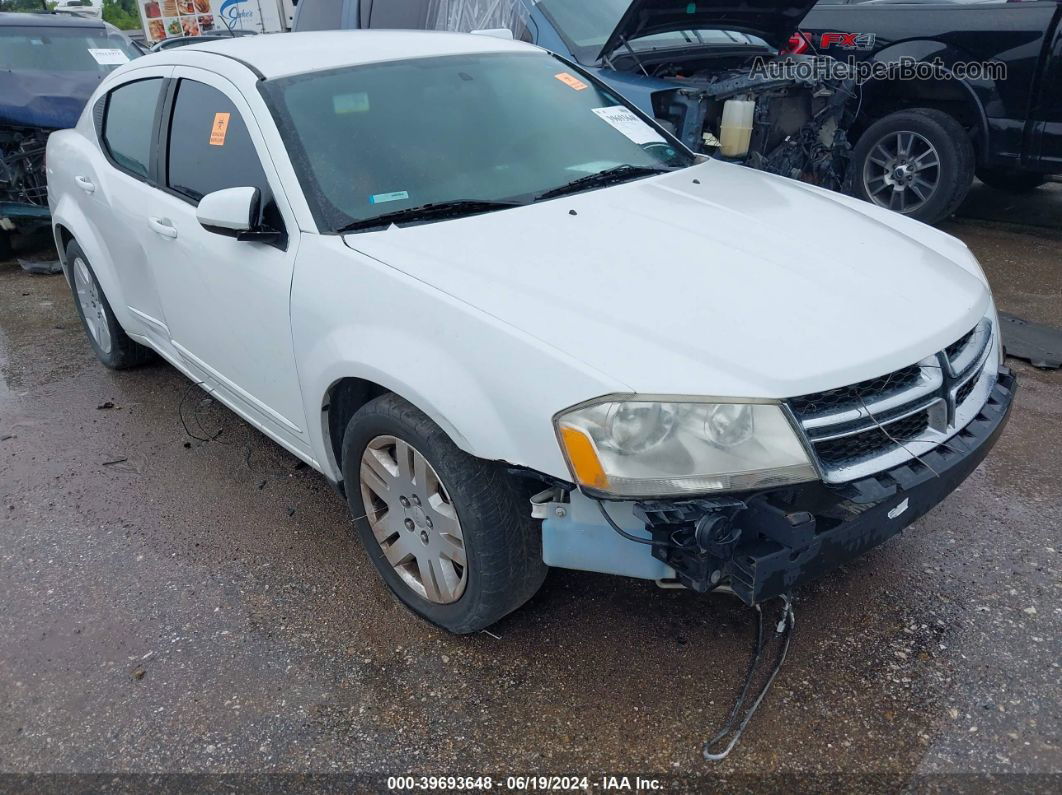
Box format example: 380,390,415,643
636,368,1017,605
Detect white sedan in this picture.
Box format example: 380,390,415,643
47,31,1014,633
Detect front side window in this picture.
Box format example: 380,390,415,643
261,51,693,232
165,79,282,231
103,78,163,179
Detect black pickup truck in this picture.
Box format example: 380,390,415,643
799,0,1062,223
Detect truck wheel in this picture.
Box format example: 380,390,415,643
0,232,12,262
976,168,1046,193
66,240,155,369
852,108,974,224
341,393,547,634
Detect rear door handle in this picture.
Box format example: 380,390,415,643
147,217,178,239
74,175,95,194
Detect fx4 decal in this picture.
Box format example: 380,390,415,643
818,32,877,51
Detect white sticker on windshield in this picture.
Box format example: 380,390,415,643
370,191,409,205
591,106,666,146
87,48,130,65
334,92,370,114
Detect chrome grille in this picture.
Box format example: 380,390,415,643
946,328,974,361
788,364,922,417
955,374,978,406
814,410,931,469
788,319,995,483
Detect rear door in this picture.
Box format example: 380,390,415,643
86,67,173,348
144,68,310,457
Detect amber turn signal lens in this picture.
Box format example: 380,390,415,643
558,425,610,491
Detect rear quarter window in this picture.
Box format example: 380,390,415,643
102,78,163,179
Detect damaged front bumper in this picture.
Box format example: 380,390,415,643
538,368,1016,605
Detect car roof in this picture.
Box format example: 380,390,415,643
174,29,541,80
0,11,108,28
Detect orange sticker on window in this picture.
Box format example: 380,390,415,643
208,112,230,146
554,72,588,91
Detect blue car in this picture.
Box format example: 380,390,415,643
293,0,854,188
0,12,140,256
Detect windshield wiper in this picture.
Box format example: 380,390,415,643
534,165,673,202
337,199,523,233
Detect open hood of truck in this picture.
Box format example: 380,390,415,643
597,0,818,61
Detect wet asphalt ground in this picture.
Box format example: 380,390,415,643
0,184,1059,789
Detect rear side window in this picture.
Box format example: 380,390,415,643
165,79,282,231
102,78,163,179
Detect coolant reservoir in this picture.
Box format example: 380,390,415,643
718,98,755,158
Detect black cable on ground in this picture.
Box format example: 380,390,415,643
703,594,795,761
178,380,219,443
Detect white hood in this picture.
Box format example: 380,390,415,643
345,160,989,399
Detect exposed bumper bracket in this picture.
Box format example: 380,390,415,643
638,369,1016,605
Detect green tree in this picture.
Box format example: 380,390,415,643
0,0,55,11
102,0,142,30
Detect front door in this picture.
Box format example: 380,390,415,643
145,68,310,457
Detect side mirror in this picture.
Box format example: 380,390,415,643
196,186,261,237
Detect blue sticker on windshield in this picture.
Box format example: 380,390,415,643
370,191,409,205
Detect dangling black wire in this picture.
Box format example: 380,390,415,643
596,499,677,549
703,595,795,761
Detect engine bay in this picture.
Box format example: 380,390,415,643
0,125,49,218
645,54,857,189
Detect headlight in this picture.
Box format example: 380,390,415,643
555,396,818,498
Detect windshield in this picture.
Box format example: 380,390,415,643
536,0,769,63
262,52,694,233
0,26,140,72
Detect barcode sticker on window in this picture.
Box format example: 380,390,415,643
209,112,230,146
87,48,129,65
591,106,665,145
554,72,588,91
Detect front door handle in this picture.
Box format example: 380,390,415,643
74,175,95,194
147,216,178,239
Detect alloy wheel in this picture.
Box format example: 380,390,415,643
72,257,112,354
359,435,467,604
862,131,941,214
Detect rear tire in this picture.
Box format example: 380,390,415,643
66,240,155,369
341,393,547,634
976,168,1046,193
852,108,975,224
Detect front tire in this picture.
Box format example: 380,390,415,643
852,108,975,224
341,393,547,634
66,240,155,369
